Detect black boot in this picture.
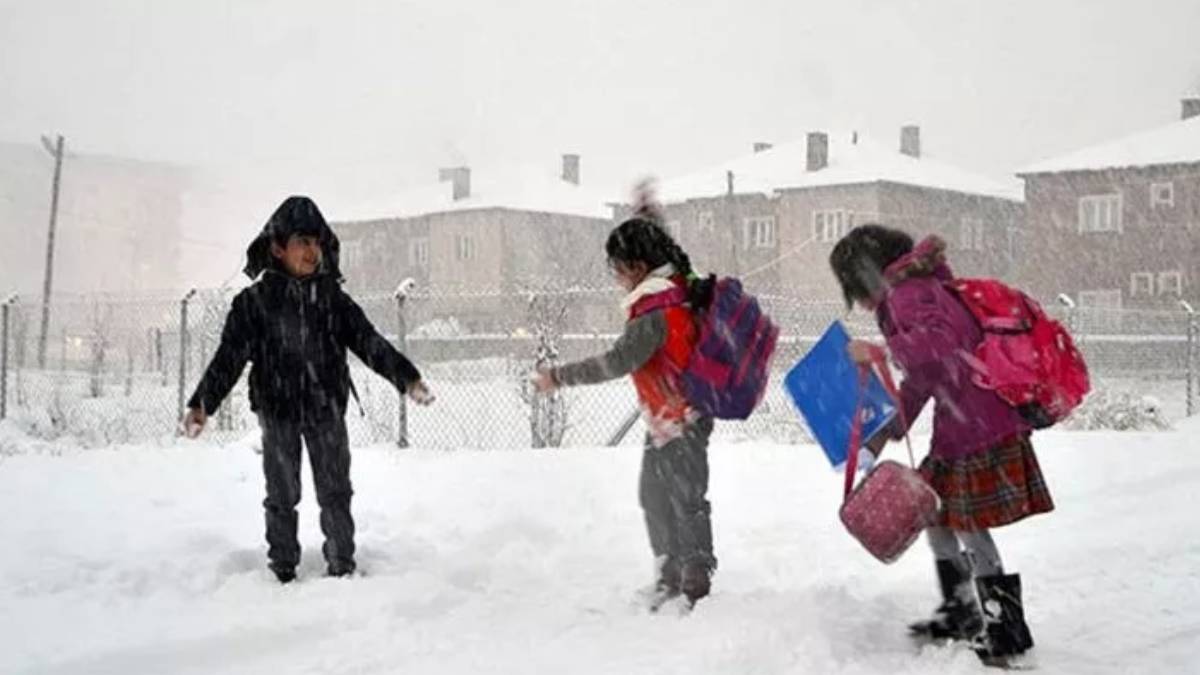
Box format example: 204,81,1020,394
974,573,1034,661
326,559,357,578
680,560,712,605
269,561,297,584
909,559,983,640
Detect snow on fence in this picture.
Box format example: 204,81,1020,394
0,286,1196,448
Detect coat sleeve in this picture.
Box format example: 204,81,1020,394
337,291,421,392
551,312,666,386
187,292,253,414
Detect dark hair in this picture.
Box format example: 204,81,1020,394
606,216,714,309
828,224,914,308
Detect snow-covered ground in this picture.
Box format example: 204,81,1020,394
2,420,1198,675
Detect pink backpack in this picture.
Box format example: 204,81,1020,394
838,348,940,564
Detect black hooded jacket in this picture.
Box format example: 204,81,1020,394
187,196,420,422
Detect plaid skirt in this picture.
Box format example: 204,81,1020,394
919,435,1054,531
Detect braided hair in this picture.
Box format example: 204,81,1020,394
606,215,715,310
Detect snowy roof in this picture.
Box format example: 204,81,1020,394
657,132,1023,203
334,164,617,222
1019,115,1200,175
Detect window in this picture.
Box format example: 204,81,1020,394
455,234,477,262
1078,194,1122,233
666,220,683,242
1150,182,1174,208
813,209,856,242
1158,271,1184,296
743,216,776,249
341,240,362,271
698,211,715,232
960,218,985,251
409,238,429,267
1130,272,1154,297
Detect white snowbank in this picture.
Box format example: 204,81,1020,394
1,424,1197,674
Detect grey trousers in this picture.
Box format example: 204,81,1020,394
927,526,1004,577
639,417,716,571
259,415,355,570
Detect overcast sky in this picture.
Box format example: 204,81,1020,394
3,0,1199,208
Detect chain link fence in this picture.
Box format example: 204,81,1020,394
2,285,1197,448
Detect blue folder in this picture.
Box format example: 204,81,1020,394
784,321,898,467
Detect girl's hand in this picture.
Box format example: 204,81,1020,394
847,339,880,365
531,368,558,394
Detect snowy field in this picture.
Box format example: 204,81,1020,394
2,420,1198,675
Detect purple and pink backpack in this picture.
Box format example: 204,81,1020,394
636,277,779,420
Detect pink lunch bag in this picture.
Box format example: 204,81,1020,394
837,349,940,564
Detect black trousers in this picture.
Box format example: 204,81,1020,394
259,415,355,570
638,417,716,572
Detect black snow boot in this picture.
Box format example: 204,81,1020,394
974,573,1034,661
657,556,682,594
909,558,984,640
326,559,357,578
269,562,297,585
680,560,712,604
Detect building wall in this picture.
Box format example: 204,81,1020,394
875,182,1023,281
0,143,188,296
1021,165,1200,308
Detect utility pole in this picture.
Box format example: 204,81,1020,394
37,134,65,370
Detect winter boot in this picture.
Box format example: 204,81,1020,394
326,559,357,578
974,573,1034,661
680,560,712,604
269,562,297,584
909,558,984,640
657,556,682,594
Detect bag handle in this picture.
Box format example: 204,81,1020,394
842,345,916,499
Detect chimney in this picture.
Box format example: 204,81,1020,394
753,142,773,153
1182,98,1200,121
726,170,735,195
438,166,471,200
900,125,921,158
561,154,580,185
806,132,828,172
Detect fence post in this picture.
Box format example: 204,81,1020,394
1,294,16,420
395,279,414,448
1183,300,1197,418
178,289,197,420
1057,293,1077,334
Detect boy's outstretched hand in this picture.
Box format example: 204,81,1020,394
530,368,557,394
181,407,206,439
408,380,436,406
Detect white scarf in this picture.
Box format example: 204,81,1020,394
619,264,678,313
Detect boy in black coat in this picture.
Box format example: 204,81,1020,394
183,196,433,583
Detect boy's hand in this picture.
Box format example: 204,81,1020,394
407,380,435,406
847,339,881,365
182,407,206,439
531,368,557,394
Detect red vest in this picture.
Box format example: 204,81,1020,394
628,283,697,422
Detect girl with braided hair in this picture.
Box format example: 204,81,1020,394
532,187,717,609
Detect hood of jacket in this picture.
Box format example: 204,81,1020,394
244,195,343,281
